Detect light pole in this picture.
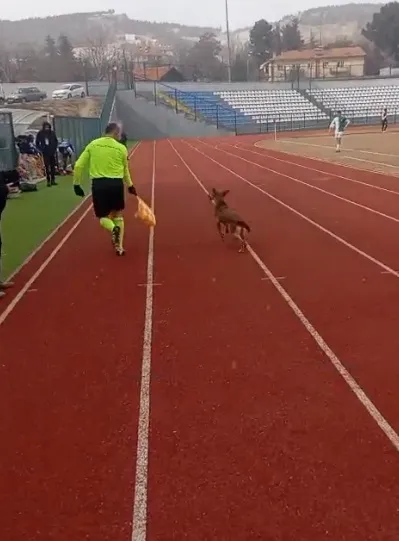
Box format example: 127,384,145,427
225,0,232,82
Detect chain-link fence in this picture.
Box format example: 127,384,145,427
53,81,119,156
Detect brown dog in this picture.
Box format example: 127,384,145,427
209,188,251,252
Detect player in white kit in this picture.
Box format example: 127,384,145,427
329,111,350,152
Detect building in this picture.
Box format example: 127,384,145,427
133,66,185,82
268,46,366,81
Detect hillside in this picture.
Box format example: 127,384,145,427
0,11,219,48
231,3,383,45
292,3,383,44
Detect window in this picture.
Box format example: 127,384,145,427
323,62,328,68
277,64,283,70
337,60,344,68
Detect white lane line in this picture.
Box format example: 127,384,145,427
131,140,156,541
199,141,399,226
0,205,92,326
169,138,399,454
237,142,399,197
183,140,399,280
6,142,141,283
1,142,143,325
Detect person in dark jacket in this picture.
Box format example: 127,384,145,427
119,132,127,147
36,121,58,187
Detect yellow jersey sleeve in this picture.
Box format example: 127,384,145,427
122,145,133,187
73,143,91,185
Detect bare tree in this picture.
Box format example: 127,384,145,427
80,29,117,80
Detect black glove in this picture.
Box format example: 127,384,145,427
128,185,137,196
74,185,85,197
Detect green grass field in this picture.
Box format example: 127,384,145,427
1,176,89,279
1,141,136,279
1,141,135,279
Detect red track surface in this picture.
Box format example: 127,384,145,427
2,137,399,540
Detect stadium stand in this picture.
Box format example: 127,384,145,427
158,81,399,133
216,89,328,124
306,85,399,122
160,88,329,132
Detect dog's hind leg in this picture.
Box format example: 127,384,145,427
236,226,247,252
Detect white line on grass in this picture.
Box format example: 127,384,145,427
169,138,399,454
244,142,399,196
275,137,399,159
195,141,399,226
343,154,399,168
131,140,156,541
228,142,399,197
183,139,399,281
0,205,92,326
6,142,141,283
0,142,142,325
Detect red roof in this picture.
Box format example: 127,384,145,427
273,46,366,62
133,66,171,81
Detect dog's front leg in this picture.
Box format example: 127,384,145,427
217,221,225,241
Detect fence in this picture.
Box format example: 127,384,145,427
115,59,399,85
132,79,399,135
53,81,118,156
0,112,17,172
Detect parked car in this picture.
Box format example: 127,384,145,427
52,84,86,99
6,86,47,104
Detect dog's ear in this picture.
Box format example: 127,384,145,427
221,190,230,197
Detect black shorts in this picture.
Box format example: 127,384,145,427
91,177,125,218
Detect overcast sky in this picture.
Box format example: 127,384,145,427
2,0,383,30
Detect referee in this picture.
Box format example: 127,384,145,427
73,122,137,256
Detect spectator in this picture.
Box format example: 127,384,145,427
120,132,127,147
36,121,58,187
0,173,13,298
15,135,44,185
58,139,75,174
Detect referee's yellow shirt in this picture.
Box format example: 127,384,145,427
73,136,133,187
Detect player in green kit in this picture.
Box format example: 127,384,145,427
73,123,137,256
329,111,350,153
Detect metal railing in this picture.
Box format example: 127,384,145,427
142,82,399,134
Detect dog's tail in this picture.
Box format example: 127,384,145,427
238,220,251,233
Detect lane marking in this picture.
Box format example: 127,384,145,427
6,142,141,283
243,142,399,196
131,140,156,541
170,138,399,454
0,205,92,326
183,140,399,281
1,142,142,326
202,141,399,226
261,276,286,281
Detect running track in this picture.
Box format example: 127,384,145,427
2,137,399,540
